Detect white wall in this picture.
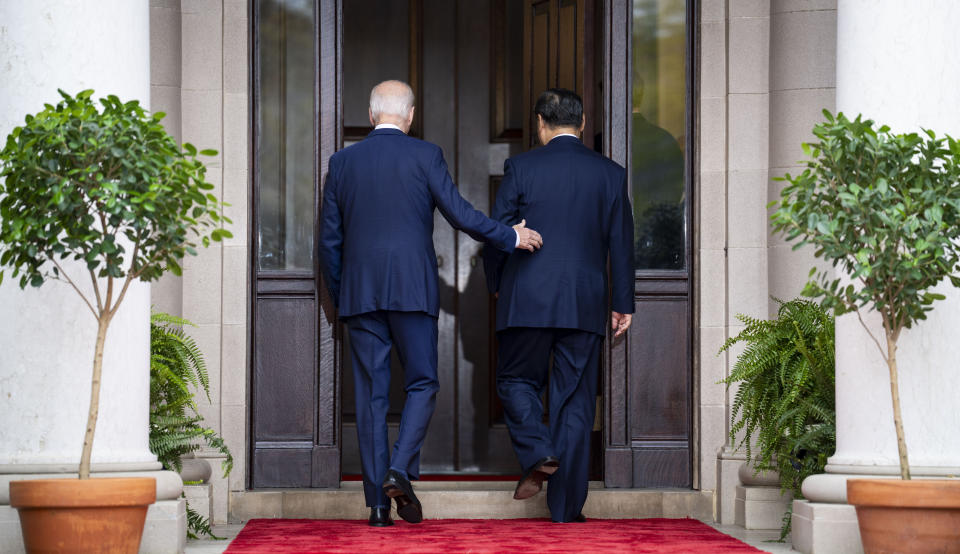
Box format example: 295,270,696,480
0,0,154,467
830,0,960,473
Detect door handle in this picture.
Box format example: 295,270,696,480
437,255,444,268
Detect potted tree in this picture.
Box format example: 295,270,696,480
0,90,229,552
772,111,960,552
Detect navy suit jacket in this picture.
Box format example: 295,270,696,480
320,128,516,318
483,136,635,336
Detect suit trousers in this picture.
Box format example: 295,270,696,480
345,310,439,507
495,327,603,523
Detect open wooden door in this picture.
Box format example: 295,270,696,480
522,0,595,150
519,0,697,489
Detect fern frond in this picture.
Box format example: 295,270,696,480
186,501,225,540
718,297,836,539
149,310,233,479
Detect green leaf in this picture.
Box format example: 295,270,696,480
771,111,960,341
0,89,230,301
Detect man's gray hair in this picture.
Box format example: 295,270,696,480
369,80,415,120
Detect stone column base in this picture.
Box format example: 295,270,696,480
0,498,186,554
716,448,746,524
734,485,791,530
184,483,213,522
0,503,22,554
141,498,187,554
791,499,862,554
197,453,229,524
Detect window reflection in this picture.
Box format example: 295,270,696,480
632,0,686,270
257,0,315,271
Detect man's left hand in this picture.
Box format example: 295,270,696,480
513,219,543,252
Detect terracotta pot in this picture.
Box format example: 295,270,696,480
9,477,156,554
847,478,960,554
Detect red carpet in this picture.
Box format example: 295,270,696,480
225,518,764,553
341,474,521,482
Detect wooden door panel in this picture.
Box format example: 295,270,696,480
252,449,314,489
525,1,552,149
629,298,689,439
522,0,590,149
250,278,320,488
628,295,691,487
253,296,317,441
556,0,579,91
632,445,690,488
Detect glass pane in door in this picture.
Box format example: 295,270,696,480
632,0,687,270
257,0,316,271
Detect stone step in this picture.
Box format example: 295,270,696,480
230,482,714,522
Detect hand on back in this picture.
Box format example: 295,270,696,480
513,219,543,252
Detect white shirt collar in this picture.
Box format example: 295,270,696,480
375,123,403,132
551,133,579,141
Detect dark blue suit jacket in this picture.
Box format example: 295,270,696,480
483,136,635,336
320,128,516,317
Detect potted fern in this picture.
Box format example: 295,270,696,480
721,298,836,540
150,310,233,539
772,111,960,551
0,90,229,552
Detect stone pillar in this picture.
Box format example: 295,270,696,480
714,0,771,525
766,0,836,311
150,0,185,318
793,2,960,552
0,2,185,552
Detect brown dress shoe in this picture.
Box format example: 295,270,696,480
514,456,560,500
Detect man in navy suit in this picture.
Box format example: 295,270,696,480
484,88,635,523
319,80,543,527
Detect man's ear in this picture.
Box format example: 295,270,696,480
579,114,586,134
369,108,376,127
536,114,544,133
407,106,416,128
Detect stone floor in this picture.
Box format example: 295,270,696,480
184,522,798,553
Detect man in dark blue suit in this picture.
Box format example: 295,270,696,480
484,88,635,523
319,80,543,527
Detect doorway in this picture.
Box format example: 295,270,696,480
248,0,696,490
339,0,604,476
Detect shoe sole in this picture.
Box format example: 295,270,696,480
385,484,423,524
514,462,559,500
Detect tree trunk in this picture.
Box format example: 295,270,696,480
886,332,910,480
79,315,110,479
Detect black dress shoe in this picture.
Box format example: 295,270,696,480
552,513,587,523
368,506,393,527
382,469,423,523
514,456,560,500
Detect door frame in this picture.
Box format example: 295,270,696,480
247,0,699,490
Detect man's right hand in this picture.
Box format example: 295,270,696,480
612,311,632,338
513,219,543,252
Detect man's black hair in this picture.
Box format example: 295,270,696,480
534,88,583,128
